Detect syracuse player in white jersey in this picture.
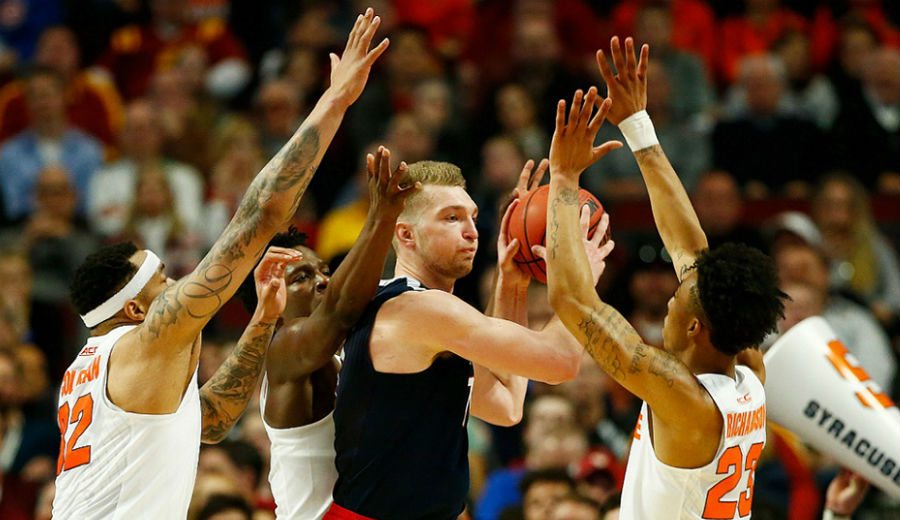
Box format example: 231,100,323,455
542,37,787,519
52,10,390,519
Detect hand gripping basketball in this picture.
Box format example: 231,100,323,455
506,184,609,283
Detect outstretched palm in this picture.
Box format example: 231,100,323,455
549,87,622,179
329,8,390,108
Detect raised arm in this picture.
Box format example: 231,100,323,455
200,248,295,443
470,163,544,426
266,147,418,383
597,37,708,280
544,88,713,427
136,10,389,352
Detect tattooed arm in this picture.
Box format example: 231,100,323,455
200,247,291,443
596,37,707,280
135,10,389,354
545,88,719,438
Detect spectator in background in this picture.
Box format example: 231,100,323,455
712,55,822,198
148,49,222,174
772,30,840,129
88,99,203,238
0,0,62,62
0,26,123,147
811,173,900,324
631,3,714,123
95,0,250,100
0,67,103,221
829,48,900,191
550,494,601,520
254,79,305,159
599,493,621,520
573,450,622,508
203,118,265,248
519,469,577,520
612,0,716,75
348,24,443,151
810,0,900,71
774,240,896,390
196,493,253,520
692,170,766,251
472,137,528,245
626,255,678,347
393,0,473,58
718,0,807,84
412,78,468,165
494,83,549,161
589,62,709,200
827,20,880,101
118,166,202,278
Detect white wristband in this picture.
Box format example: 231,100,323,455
618,110,659,152
823,510,851,520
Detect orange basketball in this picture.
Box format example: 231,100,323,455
506,185,608,284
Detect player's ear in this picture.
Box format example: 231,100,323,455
122,299,148,322
396,222,416,248
686,317,703,338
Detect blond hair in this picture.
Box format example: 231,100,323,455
400,161,466,219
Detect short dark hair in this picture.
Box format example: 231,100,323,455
70,242,139,319
519,468,576,496
235,227,307,313
196,494,252,520
693,243,787,356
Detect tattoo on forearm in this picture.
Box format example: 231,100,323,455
630,342,648,374
648,351,677,388
633,145,664,161
200,321,274,442
549,186,580,259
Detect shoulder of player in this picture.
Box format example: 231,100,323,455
268,317,310,354
377,289,484,344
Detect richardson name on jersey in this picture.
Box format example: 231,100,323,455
804,399,900,488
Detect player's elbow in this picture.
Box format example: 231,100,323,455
542,355,580,385
494,407,524,427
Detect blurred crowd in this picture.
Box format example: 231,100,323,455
0,0,898,518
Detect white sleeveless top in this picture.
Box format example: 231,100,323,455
52,325,202,519
260,370,338,520
620,365,767,520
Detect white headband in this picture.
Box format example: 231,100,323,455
81,250,161,328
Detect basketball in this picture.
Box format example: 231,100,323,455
507,184,608,284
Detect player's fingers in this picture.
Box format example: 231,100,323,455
516,159,535,194
531,159,550,189
388,159,407,191
568,89,582,127
610,37,626,79
366,38,390,63
360,14,381,51
579,205,591,236
598,239,615,259
578,87,597,131
596,49,616,85
625,37,637,78
592,140,624,162
589,97,613,132
329,53,340,74
638,44,650,83
348,14,365,49
505,238,520,258
531,245,547,261
499,198,519,238
593,213,610,245
265,246,302,259
379,147,391,185
555,100,566,133
396,179,421,198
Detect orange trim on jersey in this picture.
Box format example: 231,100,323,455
633,413,643,440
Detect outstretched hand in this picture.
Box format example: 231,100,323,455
254,247,302,323
329,8,390,108
367,146,420,221
532,209,615,285
549,87,623,180
596,36,649,126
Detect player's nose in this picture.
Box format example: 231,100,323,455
316,274,329,293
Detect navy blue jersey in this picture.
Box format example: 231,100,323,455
333,278,474,520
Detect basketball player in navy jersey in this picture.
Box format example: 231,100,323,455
325,158,617,519
235,147,417,518
542,38,787,519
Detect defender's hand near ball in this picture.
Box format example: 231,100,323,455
549,87,622,180
532,208,615,285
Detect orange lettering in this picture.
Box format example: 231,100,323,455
826,340,895,410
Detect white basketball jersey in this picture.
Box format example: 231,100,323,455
621,366,767,520
260,374,337,519
52,325,202,519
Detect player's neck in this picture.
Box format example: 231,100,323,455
678,345,736,379
393,258,455,293
90,317,139,337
